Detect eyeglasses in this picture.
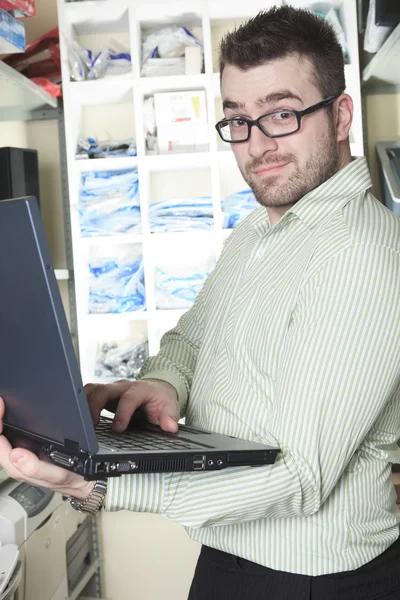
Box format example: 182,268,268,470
215,96,337,143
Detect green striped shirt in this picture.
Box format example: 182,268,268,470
106,157,400,576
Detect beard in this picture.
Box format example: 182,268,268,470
239,118,340,209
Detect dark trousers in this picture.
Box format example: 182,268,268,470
188,535,400,600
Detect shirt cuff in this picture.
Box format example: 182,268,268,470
140,370,188,416
105,472,165,514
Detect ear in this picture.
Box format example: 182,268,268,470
334,93,353,143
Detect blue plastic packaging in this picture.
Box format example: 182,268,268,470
221,189,258,228
88,256,146,313
149,196,213,232
79,169,141,236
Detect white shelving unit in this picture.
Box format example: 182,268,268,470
362,22,400,88
57,0,364,384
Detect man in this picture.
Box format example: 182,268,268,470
1,6,400,599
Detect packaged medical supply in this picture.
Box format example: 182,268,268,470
66,38,92,81
143,96,158,154
76,137,137,159
65,37,131,80
89,255,146,313
155,262,212,309
79,169,141,236
141,25,202,76
95,339,149,380
0,7,25,53
221,189,258,228
149,196,213,232
154,90,208,154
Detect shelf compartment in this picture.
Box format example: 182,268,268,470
84,318,148,382
64,0,130,36
150,231,215,310
69,79,133,106
86,242,146,315
149,167,213,233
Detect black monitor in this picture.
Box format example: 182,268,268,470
375,0,400,27
0,147,40,208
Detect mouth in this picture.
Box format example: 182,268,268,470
253,162,289,176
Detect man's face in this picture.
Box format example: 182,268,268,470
220,56,340,213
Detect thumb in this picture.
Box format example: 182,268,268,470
159,414,179,433
158,398,180,433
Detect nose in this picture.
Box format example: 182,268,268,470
247,124,278,158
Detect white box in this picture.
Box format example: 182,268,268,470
154,90,209,154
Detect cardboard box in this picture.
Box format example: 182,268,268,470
154,90,209,154
0,7,25,53
0,0,35,18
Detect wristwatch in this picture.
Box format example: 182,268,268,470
68,479,108,515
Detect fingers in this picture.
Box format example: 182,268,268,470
84,379,180,433
0,435,92,498
84,380,132,425
112,381,150,431
114,380,180,433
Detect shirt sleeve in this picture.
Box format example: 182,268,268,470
137,233,237,416
106,244,400,528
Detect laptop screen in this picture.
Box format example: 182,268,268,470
0,197,98,454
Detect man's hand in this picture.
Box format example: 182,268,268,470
85,378,180,433
0,397,93,500
0,378,179,495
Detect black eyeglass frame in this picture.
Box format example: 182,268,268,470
215,95,338,143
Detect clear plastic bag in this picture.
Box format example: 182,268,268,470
76,136,137,158
155,263,212,309
141,25,202,75
149,196,213,232
89,255,146,313
65,38,92,81
95,339,149,379
79,169,141,236
221,189,258,229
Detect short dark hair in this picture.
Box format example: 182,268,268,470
219,6,345,99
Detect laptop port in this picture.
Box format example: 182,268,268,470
193,455,206,470
116,461,137,472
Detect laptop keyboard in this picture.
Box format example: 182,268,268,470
95,417,211,452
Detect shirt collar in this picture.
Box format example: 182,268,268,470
253,157,372,236
289,157,372,228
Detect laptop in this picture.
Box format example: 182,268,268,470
0,197,279,480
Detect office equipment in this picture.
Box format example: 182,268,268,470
0,477,65,600
0,147,40,206
0,197,279,481
375,0,400,27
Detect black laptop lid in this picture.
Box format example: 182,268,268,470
0,197,98,454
